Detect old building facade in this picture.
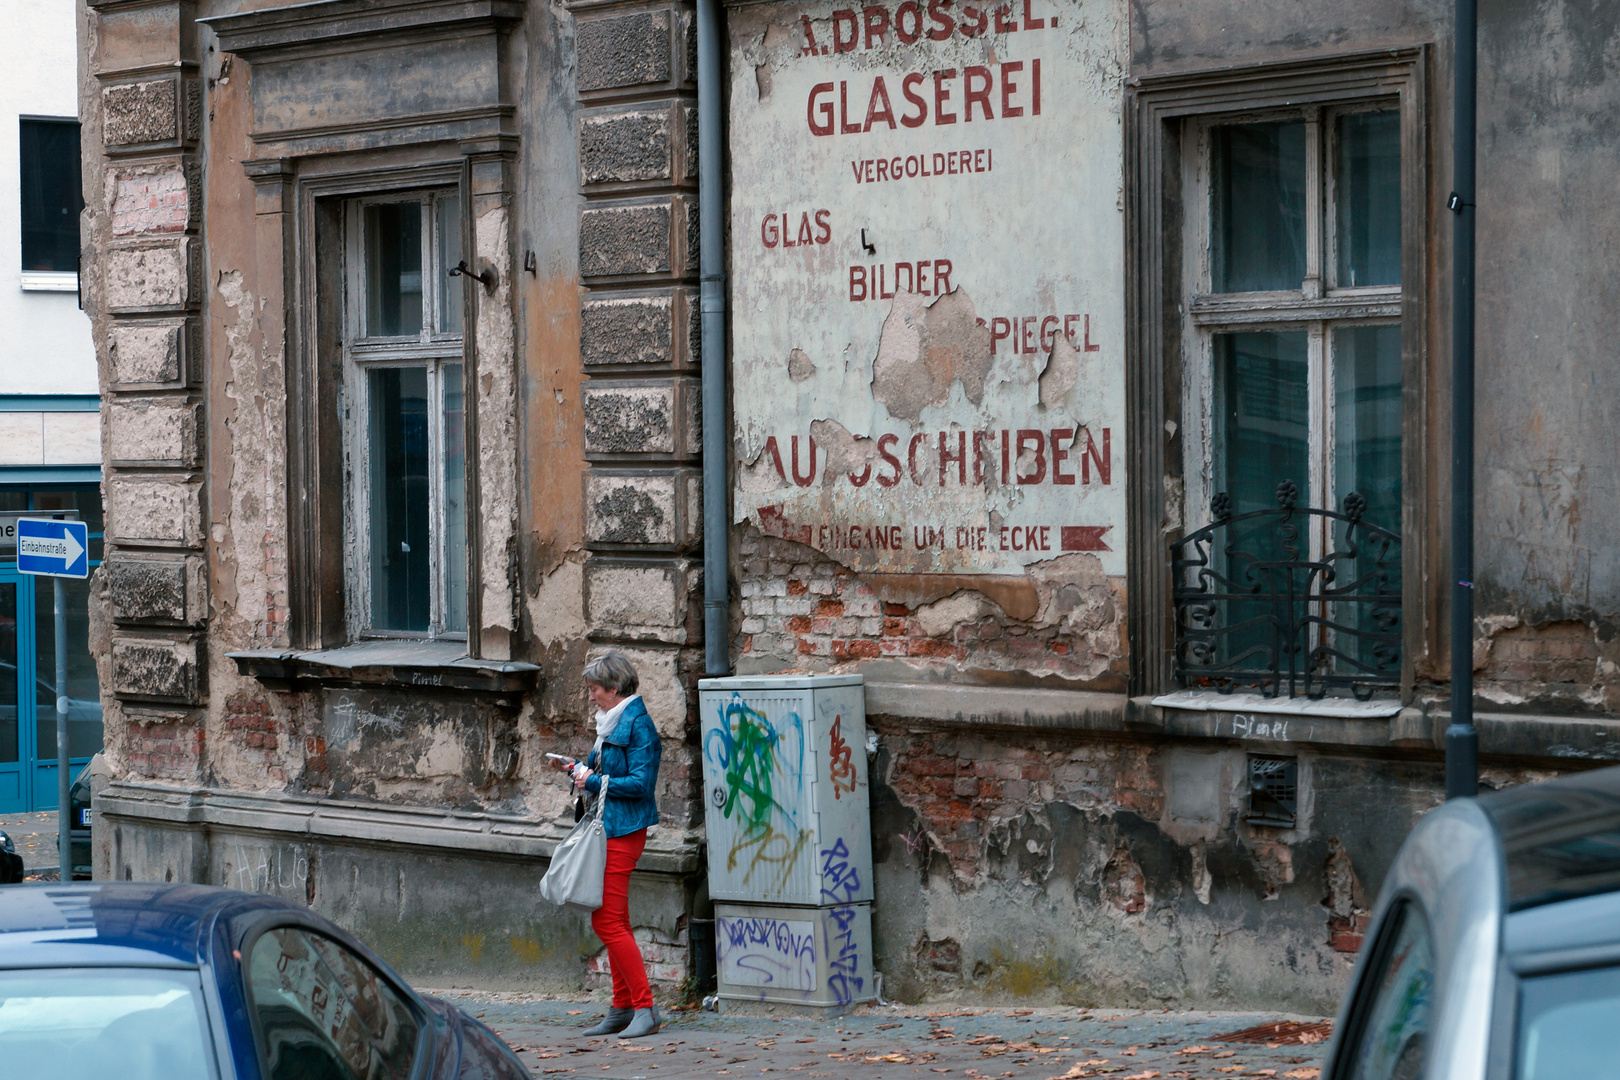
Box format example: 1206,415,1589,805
78,0,1620,1012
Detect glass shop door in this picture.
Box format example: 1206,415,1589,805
0,571,21,813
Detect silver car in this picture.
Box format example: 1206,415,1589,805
1324,766,1620,1080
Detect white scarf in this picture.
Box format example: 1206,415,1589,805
592,694,638,757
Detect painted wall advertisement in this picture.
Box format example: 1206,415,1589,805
729,0,1126,579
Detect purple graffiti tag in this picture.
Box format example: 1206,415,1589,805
820,838,862,904
824,905,864,1006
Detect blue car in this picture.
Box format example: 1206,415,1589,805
0,883,529,1080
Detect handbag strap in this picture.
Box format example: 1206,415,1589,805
592,775,610,821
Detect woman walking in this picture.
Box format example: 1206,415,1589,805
550,652,663,1039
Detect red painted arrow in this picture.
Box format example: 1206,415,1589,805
1060,525,1111,552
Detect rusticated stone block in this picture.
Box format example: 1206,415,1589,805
109,321,189,384
582,294,675,366
108,477,202,546
583,385,675,454
108,398,198,465
585,562,688,633
587,473,680,546
104,240,195,311
108,557,198,624
112,634,201,702
102,79,179,146
577,10,671,92
581,109,673,185
580,202,671,278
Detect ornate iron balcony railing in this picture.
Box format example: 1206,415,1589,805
1169,480,1401,700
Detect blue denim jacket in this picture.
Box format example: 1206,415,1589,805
583,696,662,839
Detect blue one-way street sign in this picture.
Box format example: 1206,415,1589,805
17,517,89,579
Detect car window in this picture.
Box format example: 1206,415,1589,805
1515,964,1620,1079
0,967,216,1079
248,925,420,1080
1346,902,1435,1080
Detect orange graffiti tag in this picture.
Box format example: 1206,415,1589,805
828,715,857,798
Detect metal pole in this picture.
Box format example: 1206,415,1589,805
55,576,71,878
697,0,731,677
1446,0,1479,799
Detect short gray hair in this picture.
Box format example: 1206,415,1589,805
583,652,639,696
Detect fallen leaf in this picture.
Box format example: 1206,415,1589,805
796,1038,816,1043
1011,1009,1035,1016
567,1010,583,1015
1216,1068,1244,1074
1177,1046,1214,1055
1213,1052,1236,1059
1122,1072,1160,1080
1283,1071,1320,1079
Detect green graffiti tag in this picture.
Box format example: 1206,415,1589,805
706,697,810,891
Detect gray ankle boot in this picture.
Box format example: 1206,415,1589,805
617,1006,661,1039
582,1006,634,1036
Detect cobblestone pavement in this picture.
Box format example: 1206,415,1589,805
0,811,58,873
433,992,1330,1080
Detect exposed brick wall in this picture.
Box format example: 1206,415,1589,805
126,716,204,780
1476,619,1619,711
735,527,1127,685
879,727,1163,882
223,691,291,784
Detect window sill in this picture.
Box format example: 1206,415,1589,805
20,271,79,292
227,639,541,702
1151,689,1403,720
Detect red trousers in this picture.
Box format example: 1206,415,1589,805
592,828,652,1010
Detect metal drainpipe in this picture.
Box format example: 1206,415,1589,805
697,0,730,677
1446,0,1479,799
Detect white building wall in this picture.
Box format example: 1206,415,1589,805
0,0,99,471
0,0,97,400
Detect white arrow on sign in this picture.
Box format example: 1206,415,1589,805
18,528,83,568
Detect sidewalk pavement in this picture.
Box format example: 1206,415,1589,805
432,991,1331,1080
0,810,59,874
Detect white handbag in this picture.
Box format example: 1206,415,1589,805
540,776,608,912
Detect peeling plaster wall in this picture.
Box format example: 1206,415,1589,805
862,726,1539,1011
82,0,707,995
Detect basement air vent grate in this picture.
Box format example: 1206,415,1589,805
1247,755,1298,828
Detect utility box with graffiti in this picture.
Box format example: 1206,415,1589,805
699,674,875,1011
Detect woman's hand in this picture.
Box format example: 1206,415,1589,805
571,763,594,791
547,754,576,774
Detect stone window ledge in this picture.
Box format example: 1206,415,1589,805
1151,690,1403,720
227,639,541,701
95,780,701,874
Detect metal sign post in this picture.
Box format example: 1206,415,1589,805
16,516,90,881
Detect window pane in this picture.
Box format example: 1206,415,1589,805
368,367,431,632
34,577,103,761
1211,122,1307,293
249,926,419,1080
20,119,83,273
1348,904,1434,1080
1215,331,1310,516
1212,331,1310,672
0,968,215,1080
0,582,16,765
1517,965,1620,1080
1336,110,1401,287
363,203,423,338
1333,325,1402,675
441,363,467,633
436,196,462,336
1334,325,1402,534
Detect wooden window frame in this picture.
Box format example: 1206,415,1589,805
341,189,468,641
1126,47,1432,698
283,159,479,652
